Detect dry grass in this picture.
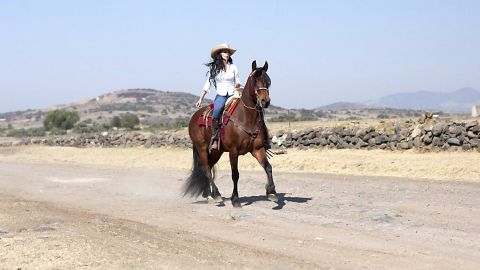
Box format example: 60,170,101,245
1,146,479,182
148,119,396,136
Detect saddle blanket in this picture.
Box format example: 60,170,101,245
197,98,239,127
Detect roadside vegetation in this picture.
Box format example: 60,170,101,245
2,109,144,138
0,103,460,139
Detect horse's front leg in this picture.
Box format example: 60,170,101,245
229,151,241,207
251,148,278,202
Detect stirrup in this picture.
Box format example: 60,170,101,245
210,139,218,151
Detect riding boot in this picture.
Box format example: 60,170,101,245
210,117,221,151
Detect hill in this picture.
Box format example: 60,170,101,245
0,88,452,131
315,102,366,111
0,89,206,129
364,87,480,113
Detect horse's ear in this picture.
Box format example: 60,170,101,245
252,60,257,71
263,61,268,72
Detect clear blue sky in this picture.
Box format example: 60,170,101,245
1,0,479,112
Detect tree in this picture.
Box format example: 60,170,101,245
111,116,122,128
43,109,80,130
120,113,139,129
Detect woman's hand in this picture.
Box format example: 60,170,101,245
196,90,206,108
195,98,203,108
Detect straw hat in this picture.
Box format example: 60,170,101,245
210,43,236,59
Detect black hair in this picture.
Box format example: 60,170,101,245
205,53,233,88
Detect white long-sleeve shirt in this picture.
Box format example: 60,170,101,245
202,64,241,96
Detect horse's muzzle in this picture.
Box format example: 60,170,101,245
260,99,270,108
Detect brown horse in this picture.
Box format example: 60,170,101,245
183,60,277,207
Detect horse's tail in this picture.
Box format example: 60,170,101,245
182,144,210,197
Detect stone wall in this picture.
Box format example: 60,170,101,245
271,120,479,151
6,132,193,149
2,120,479,151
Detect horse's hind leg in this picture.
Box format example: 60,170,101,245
193,144,215,200
208,151,224,203
229,152,241,207
252,149,278,202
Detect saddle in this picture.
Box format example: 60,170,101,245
197,97,240,140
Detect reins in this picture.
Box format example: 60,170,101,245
240,98,260,111
230,69,270,140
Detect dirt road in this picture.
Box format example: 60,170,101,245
1,161,479,269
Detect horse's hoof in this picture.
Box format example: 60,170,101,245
206,196,216,204
267,193,278,202
231,197,241,208
202,189,211,198
214,195,224,203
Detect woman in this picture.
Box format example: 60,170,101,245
196,43,241,150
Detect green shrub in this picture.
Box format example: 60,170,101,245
377,114,391,119
111,116,122,128
314,111,327,118
43,109,80,130
6,127,46,137
74,123,110,134
269,114,298,122
49,128,67,135
298,109,315,118
146,117,190,131
171,117,190,128
6,129,26,137
108,114,140,129
119,113,140,129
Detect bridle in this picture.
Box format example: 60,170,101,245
242,69,269,111
230,68,270,140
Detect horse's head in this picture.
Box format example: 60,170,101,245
247,60,271,109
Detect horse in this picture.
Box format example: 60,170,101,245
183,60,277,207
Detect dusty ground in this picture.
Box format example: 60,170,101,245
1,146,480,269
1,146,479,182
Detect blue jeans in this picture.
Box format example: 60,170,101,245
212,94,230,119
